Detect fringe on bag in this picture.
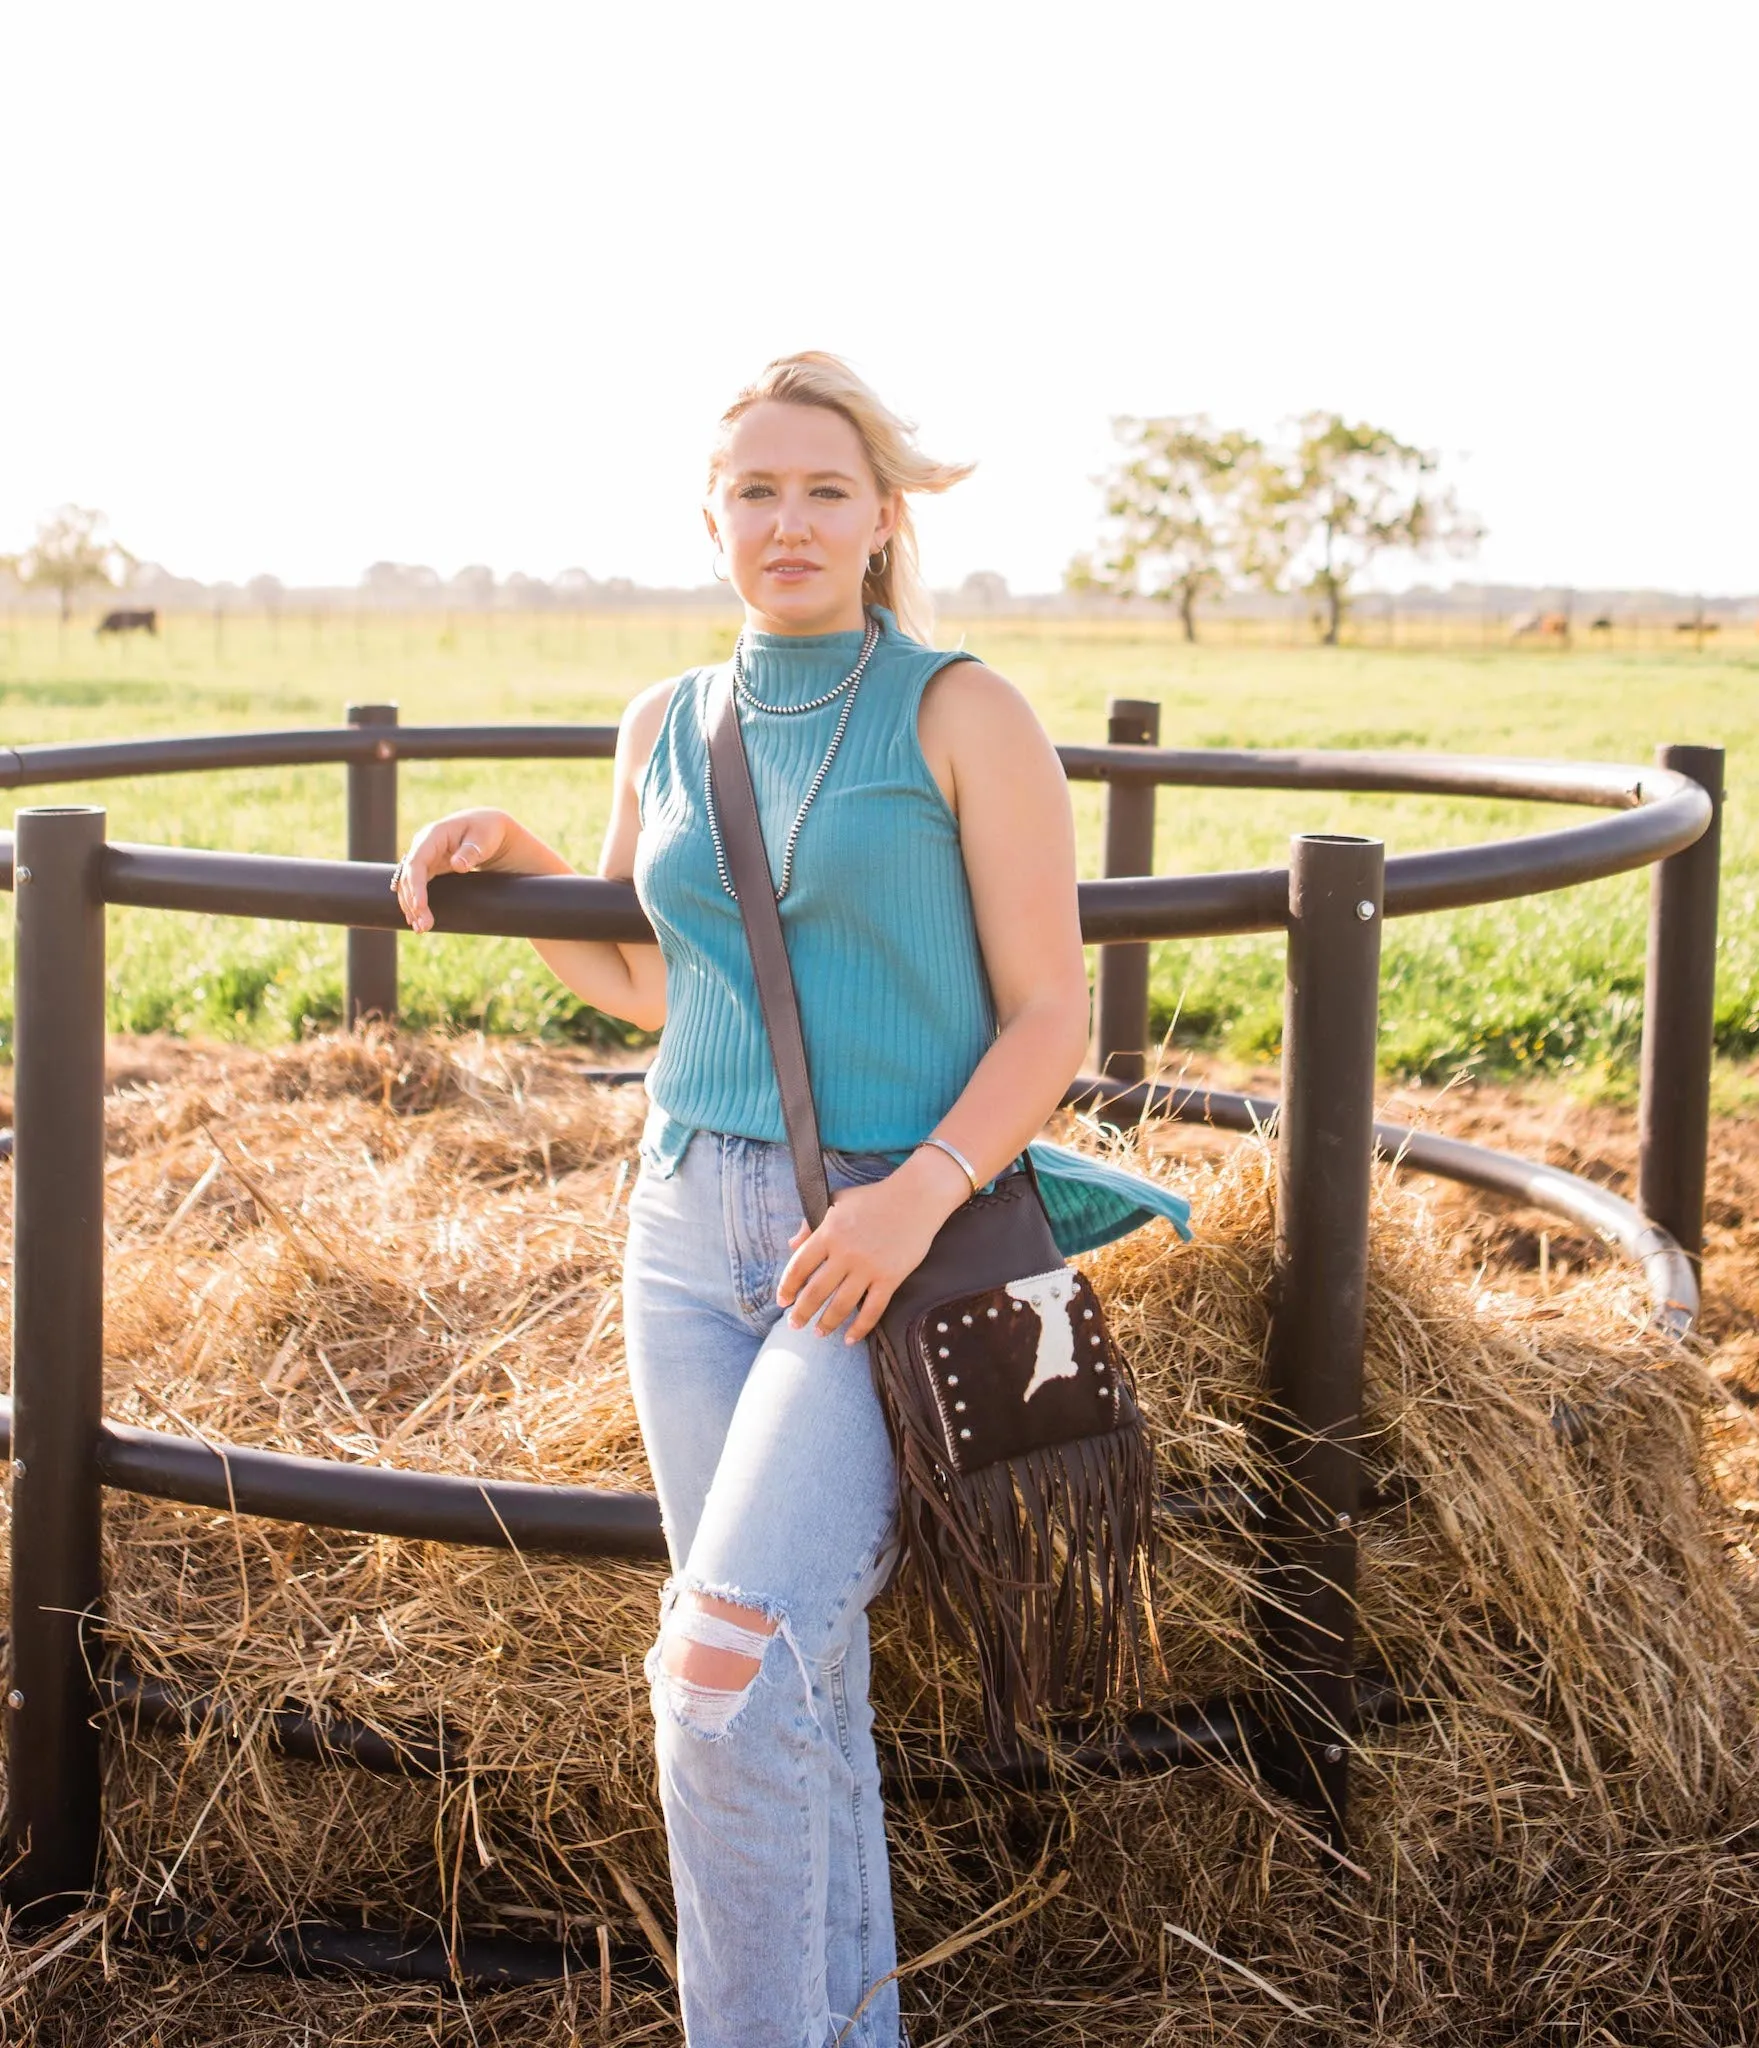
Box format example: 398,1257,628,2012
871,1322,1159,1757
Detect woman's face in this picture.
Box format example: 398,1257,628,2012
705,400,898,635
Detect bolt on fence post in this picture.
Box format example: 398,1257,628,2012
1094,698,1160,1082
4,805,108,1917
1256,833,1383,1848
346,704,399,1026
1638,742,1724,1280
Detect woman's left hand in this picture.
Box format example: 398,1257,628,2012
776,1167,958,1345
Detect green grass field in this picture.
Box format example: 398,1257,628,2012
0,610,1752,1092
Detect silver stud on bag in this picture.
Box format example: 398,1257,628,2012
1012,1300,1023,1310
961,1313,973,1325
986,1306,999,1319
954,1400,966,1412
1083,1308,1093,1320
1090,1334,1102,1346
938,1347,950,1358
946,1374,958,1386
936,1321,948,1332
959,1427,971,1439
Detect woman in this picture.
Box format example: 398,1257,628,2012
392,353,1188,2048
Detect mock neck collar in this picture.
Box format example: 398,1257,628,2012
731,606,897,711
741,604,896,656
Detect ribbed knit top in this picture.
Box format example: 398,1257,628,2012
633,606,994,1158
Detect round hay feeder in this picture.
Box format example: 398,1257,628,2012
1,712,1750,2045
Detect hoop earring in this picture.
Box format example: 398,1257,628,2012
867,545,889,577
711,551,730,583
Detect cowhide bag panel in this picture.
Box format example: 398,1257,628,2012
909,1268,1127,1474
873,1164,1143,1477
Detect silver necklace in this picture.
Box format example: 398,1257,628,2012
731,612,880,714
704,613,880,902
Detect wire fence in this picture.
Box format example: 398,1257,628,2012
1,605,1753,671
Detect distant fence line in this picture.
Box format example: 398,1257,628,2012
0,605,1753,659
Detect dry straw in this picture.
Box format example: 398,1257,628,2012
2,1028,1756,2045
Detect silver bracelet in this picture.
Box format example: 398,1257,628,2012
915,1134,981,1196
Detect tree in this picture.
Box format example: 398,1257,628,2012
362,562,441,606
553,566,600,601
956,570,1010,610
8,504,134,624
1257,414,1483,645
503,571,555,609
449,564,497,608
1067,415,1261,641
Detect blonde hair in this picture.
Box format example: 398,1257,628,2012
708,351,973,644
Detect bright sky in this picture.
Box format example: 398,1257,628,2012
3,2,1753,597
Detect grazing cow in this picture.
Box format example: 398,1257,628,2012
96,608,158,635
1674,618,1720,635
1510,611,1570,640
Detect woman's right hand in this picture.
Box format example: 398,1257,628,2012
391,807,519,932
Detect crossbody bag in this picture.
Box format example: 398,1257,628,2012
705,665,1158,1753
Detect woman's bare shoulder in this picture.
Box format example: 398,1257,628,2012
919,657,1050,754
917,659,1058,817
621,674,682,747
615,675,691,793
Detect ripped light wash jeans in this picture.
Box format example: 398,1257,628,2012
622,1116,909,2048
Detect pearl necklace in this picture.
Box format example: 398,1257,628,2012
704,613,880,903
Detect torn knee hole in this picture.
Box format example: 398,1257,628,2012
652,1591,781,1736
664,1591,778,1688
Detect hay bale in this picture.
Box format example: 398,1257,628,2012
2,1030,1756,2045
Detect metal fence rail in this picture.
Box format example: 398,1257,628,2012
0,700,1725,1971
0,759,1711,947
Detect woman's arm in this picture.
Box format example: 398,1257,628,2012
777,662,1091,1344
906,658,1093,1178
391,678,674,1031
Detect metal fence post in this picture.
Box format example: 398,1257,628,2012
1638,742,1724,1279
4,805,108,1916
345,703,399,1025
1094,698,1160,1081
1256,832,1383,1846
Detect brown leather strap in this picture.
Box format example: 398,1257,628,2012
705,667,832,1231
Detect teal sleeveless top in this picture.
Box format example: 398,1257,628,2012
632,606,1191,1257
